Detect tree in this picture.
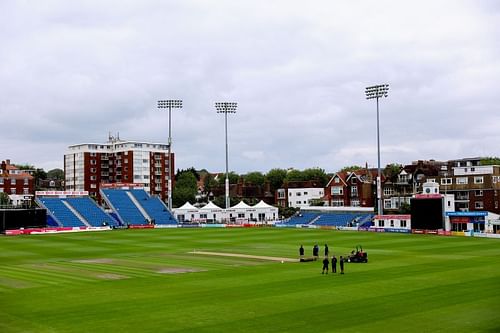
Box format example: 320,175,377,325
176,167,200,181
302,167,329,186
172,172,198,207
480,157,500,165
384,163,402,182
47,169,64,180
285,169,305,182
339,165,363,173
278,206,299,219
266,168,287,192
216,172,239,185
244,171,265,186
0,192,10,206
16,164,35,170
203,173,218,193
399,202,411,214
309,199,325,206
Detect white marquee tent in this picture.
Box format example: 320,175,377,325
173,200,279,224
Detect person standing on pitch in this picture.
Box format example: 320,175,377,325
339,256,345,274
299,245,305,259
322,256,329,274
324,244,329,257
313,244,319,258
331,255,337,273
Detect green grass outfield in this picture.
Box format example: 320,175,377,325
0,228,499,333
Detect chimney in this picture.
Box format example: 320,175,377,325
6,159,10,165
1,160,6,174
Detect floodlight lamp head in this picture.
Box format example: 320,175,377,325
215,101,238,113
157,99,183,109
365,84,389,99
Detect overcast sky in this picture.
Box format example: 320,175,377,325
1,0,499,174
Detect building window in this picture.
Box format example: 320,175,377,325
475,201,483,209
11,188,16,194
90,168,96,173
24,178,29,185
475,190,483,197
351,187,358,196
90,184,97,188
456,177,468,185
401,220,407,228
351,178,357,184
441,178,452,185
474,176,484,184
90,160,97,165
296,192,301,196
427,179,436,183
303,192,308,195
383,187,394,196
23,188,29,194
0,178,3,185
332,200,344,207
378,220,384,227
331,187,343,195
390,220,394,227
334,177,340,183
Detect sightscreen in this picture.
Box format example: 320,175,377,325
410,198,444,230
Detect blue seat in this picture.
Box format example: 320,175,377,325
129,189,176,224
65,197,117,227
37,198,86,227
102,189,147,225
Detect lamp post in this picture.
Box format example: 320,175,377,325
157,99,183,211
365,84,389,216
215,102,237,209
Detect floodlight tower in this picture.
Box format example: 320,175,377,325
157,99,183,211
365,84,389,216
215,102,237,209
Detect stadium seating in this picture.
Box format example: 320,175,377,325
102,189,147,225
128,189,176,225
313,213,359,226
282,213,319,225
356,214,374,229
37,198,86,228
66,197,117,227
279,211,374,228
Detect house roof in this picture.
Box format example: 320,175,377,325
326,172,348,187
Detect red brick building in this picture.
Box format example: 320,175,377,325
64,136,174,201
324,169,378,208
0,159,35,195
